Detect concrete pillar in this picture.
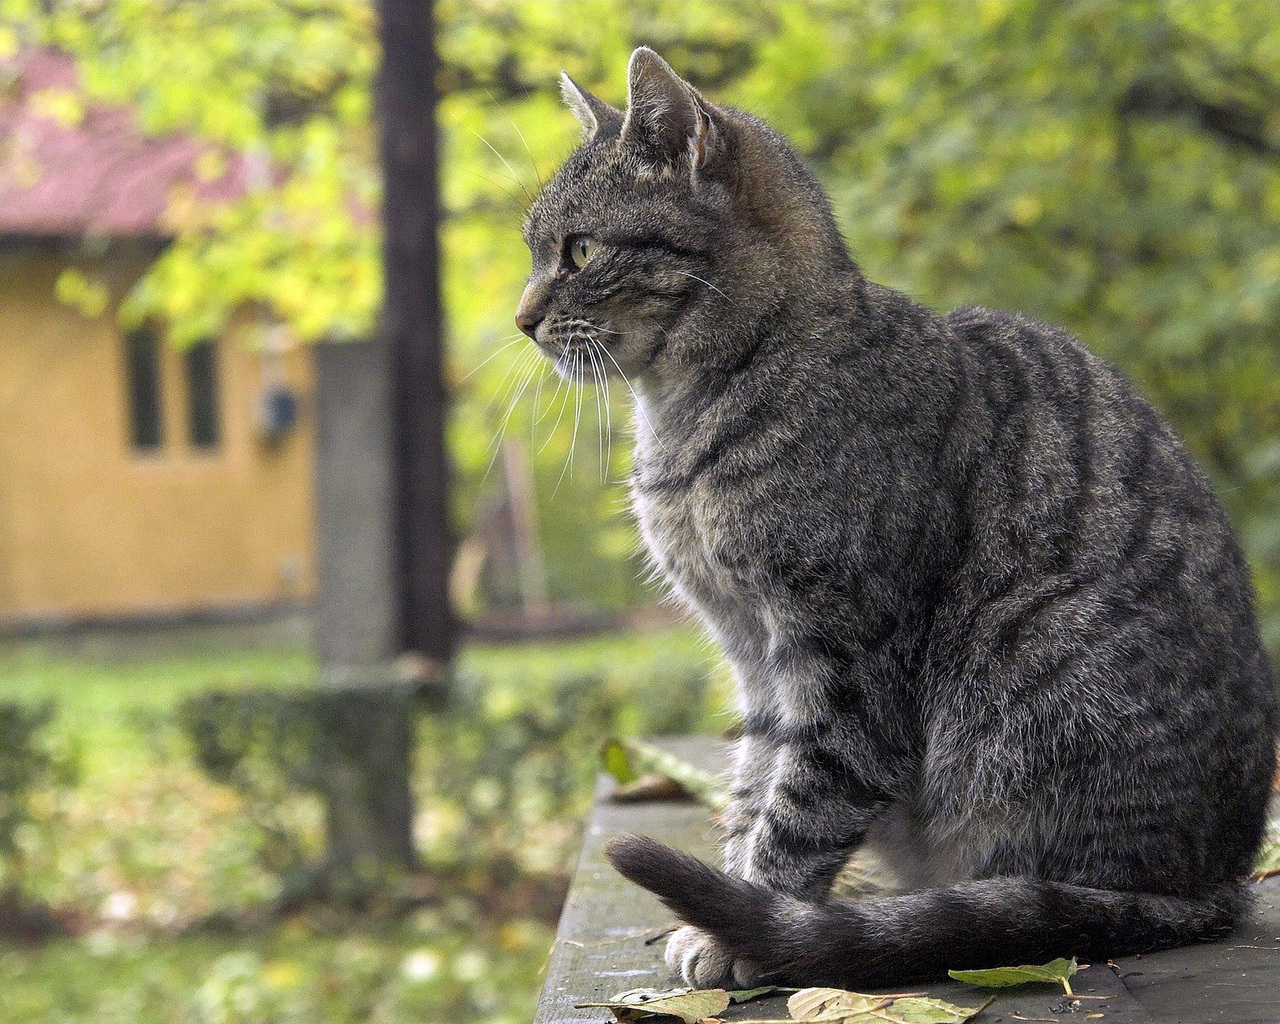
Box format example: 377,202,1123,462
312,338,399,669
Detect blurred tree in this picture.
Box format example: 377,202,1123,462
4,0,1277,656
377,0,454,662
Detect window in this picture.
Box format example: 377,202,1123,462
124,327,163,452
183,340,222,450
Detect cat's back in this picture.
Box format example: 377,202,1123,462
937,301,1275,716
941,302,1239,570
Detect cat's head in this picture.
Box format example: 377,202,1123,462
518,47,847,383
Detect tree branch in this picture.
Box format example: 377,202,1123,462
1119,78,1280,161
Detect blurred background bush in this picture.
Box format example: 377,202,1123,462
0,1,1276,1022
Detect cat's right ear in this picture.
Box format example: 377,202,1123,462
620,47,718,175
559,72,621,142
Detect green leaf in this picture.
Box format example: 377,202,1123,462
576,987,730,1022
600,738,639,785
889,996,992,1023
948,956,1078,995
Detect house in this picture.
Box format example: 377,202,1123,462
0,49,315,632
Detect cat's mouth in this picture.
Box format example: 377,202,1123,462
535,320,656,383
541,336,600,380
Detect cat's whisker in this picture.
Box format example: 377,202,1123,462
483,343,535,417
674,269,732,302
537,368,571,454
489,346,542,431
594,338,668,453
570,347,585,477
510,117,544,191
592,338,615,481
585,340,607,483
465,168,525,207
581,340,599,479
468,127,533,202
536,368,565,426
529,358,548,445
552,349,584,497
462,335,529,382
586,337,615,481
481,85,546,192
482,349,542,482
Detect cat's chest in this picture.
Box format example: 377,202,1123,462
631,480,762,609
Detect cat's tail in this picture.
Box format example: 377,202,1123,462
604,835,1245,987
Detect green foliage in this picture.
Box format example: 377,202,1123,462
0,914,551,1024
176,691,328,892
12,0,381,345
0,632,719,1021
8,2,1275,641
420,630,722,877
0,701,77,900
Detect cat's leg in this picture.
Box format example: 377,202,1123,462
668,726,887,986
666,731,780,986
730,734,884,898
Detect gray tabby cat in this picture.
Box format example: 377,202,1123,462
516,47,1278,988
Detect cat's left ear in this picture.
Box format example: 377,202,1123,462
560,72,622,141
621,47,719,174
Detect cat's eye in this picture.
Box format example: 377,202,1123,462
567,235,596,270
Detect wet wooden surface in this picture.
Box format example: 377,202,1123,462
534,738,1280,1024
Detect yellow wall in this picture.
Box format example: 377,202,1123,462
0,249,315,626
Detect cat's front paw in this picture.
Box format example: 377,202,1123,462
664,925,761,988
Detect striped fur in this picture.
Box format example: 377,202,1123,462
520,48,1278,988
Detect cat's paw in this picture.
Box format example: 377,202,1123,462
664,925,761,988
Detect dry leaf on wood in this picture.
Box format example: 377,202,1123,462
576,986,731,1023
734,986,988,1024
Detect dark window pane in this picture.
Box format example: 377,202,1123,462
184,340,222,450
124,328,163,452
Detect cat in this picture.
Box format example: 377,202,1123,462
516,46,1278,989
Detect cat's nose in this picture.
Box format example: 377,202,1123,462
515,308,543,339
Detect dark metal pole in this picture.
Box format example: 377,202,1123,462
376,0,455,663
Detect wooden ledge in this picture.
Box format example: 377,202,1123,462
535,737,1280,1024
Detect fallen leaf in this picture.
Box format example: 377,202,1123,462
611,774,692,803
599,737,729,810
948,956,1078,995
1251,826,1280,881
577,987,731,1023
778,987,988,1023
613,987,694,1002
890,996,993,1023
601,739,639,786
788,988,893,1019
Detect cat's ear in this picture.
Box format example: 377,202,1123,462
621,47,718,173
559,72,621,141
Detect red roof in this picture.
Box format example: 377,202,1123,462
0,48,252,238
